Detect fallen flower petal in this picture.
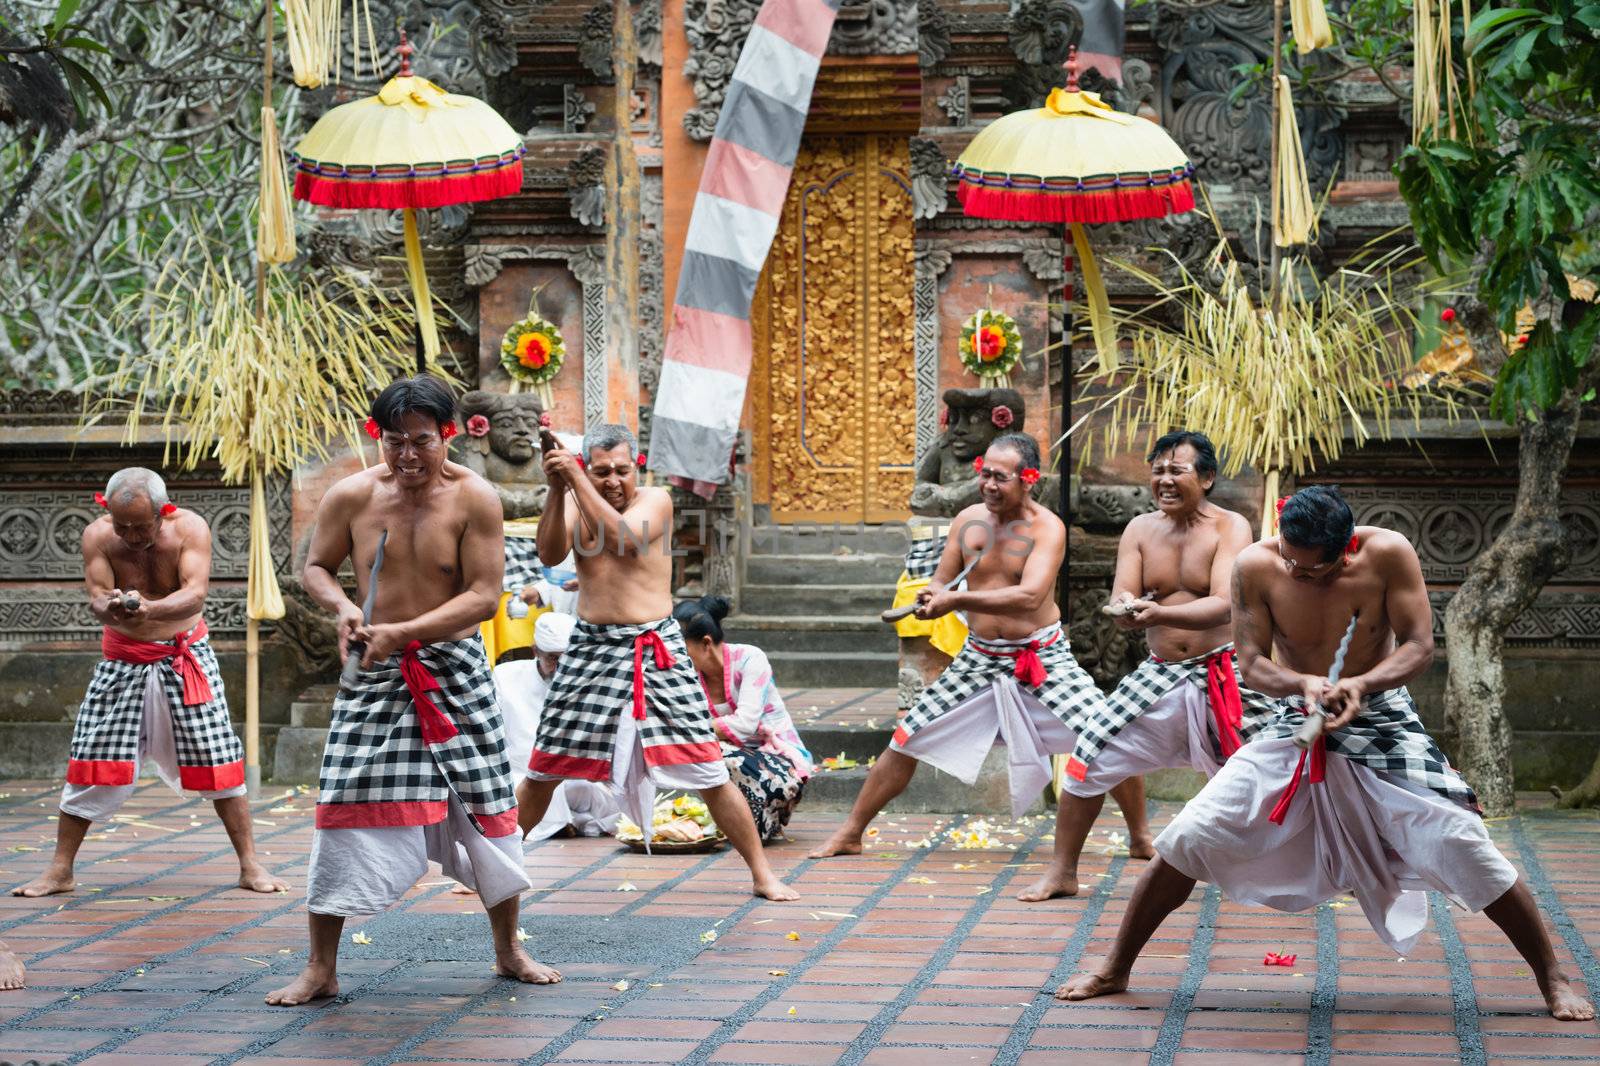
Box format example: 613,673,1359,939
612,980,630,992
700,930,718,943
785,931,800,941
351,932,372,945
769,969,789,976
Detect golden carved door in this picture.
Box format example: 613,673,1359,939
751,135,915,524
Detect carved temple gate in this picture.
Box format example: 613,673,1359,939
750,134,917,525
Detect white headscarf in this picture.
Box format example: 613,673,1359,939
534,611,576,653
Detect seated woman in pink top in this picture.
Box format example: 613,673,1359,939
673,596,814,841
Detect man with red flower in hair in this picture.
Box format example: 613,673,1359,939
812,433,1108,857
520,423,799,902
268,374,554,1007
12,468,283,900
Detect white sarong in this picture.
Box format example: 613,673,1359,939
1059,674,1222,798
891,673,1077,818
1156,736,1519,956
306,791,531,916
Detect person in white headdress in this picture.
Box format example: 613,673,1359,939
499,612,619,840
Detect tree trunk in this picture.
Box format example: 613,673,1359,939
1441,392,1583,815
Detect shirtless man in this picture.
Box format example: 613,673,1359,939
1020,431,1277,901
1058,485,1594,1022
12,468,283,899
519,424,797,901
810,433,1111,857
267,375,553,1007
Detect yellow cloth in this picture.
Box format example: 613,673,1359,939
479,591,550,665
891,572,969,660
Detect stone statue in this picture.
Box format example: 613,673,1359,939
451,390,550,519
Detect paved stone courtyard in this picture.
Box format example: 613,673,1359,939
1,773,1597,1065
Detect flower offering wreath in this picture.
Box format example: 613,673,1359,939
500,304,566,407
959,308,1023,387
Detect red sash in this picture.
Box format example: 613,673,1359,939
401,641,460,745
101,620,213,706
1204,649,1245,759
632,630,674,719
972,630,1060,687
1268,712,1326,825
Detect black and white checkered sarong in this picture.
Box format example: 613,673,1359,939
1266,686,1479,808
317,636,515,834
903,536,945,581
69,634,243,788
1063,646,1280,779
895,623,1105,744
529,617,721,781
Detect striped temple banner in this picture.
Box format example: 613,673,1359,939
650,0,842,497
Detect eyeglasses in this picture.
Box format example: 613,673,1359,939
975,468,1020,484
1276,541,1340,575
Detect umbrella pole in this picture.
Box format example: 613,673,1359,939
1059,227,1075,581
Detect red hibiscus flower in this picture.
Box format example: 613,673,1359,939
973,456,984,473
160,503,178,516
440,420,458,441
977,325,1007,361
991,404,1014,429
1019,467,1040,485
1263,951,1297,967
466,414,491,438
364,417,381,440
516,332,551,369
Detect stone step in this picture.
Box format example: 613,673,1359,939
765,650,901,688
725,614,898,654
272,726,326,785
794,724,896,763
746,525,925,557
289,685,339,729
745,553,907,586
740,583,896,616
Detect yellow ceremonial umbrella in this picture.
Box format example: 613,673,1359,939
951,47,1196,373
291,32,525,366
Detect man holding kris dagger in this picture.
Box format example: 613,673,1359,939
268,375,555,1007
811,433,1110,858
1057,485,1593,1022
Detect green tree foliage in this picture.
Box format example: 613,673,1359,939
1391,0,1600,418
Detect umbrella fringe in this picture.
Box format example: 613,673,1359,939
292,165,525,211
955,183,1195,225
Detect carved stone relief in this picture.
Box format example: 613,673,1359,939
912,247,953,466
1152,0,1343,190
909,137,949,221
1004,0,1083,111
936,75,969,126
919,0,951,67
566,147,607,228
580,2,615,77
639,171,666,398
830,0,918,56
563,84,596,132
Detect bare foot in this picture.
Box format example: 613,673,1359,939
495,947,562,984
450,884,477,896
1056,970,1129,1001
265,966,338,1006
238,863,289,894
1017,868,1080,902
0,946,24,990
1543,978,1595,1021
807,831,862,859
11,869,74,897
753,875,800,902
1127,833,1156,861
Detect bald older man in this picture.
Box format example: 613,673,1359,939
12,468,284,898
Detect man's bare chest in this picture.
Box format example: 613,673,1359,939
108,550,180,596
1141,528,1219,593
